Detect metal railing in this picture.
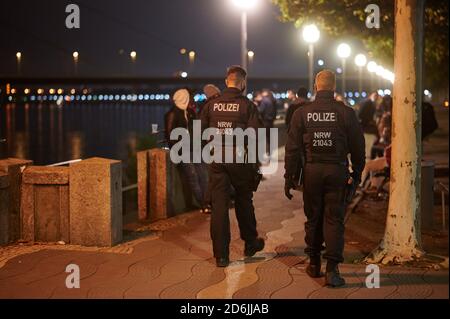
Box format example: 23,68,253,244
436,181,449,230
46,159,82,167
122,184,137,192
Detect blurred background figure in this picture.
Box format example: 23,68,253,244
257,89,277,157
165,89,210,213
199,84,221,114
285,87,309,130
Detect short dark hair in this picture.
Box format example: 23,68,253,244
227,65,247,79
297,87,308,99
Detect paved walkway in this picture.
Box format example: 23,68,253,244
0,162,448,299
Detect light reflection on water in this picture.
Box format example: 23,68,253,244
0,102,170,170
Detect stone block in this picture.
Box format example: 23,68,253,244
0,158,33,243
69,157,122,247
145,149,192,222
137,150,150,221
21,166,69,243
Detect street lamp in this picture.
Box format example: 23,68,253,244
247,50,255,70
16,52,22,76
232,0,258,73
367,61,377,92
302,24,320,95
337,43,351,96
72,51,79,76
354,53,367,94
130,51,137,75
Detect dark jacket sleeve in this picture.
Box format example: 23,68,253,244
284,109,304,179
346,108,366,181
165,111,176,148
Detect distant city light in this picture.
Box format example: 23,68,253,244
336,67,343,74
16,52,22,59
384,89,392,95
247,50,255,58
130,51,137,59
37,89,44,95
181,71,188,78
424,89,430,96
70,89,76,94
72,51,79,59
57,89,63,95
49,89,55,94
24,88,30,94
361,91,367,98
189,51,196,58
317,59,324,66
180,48,187,55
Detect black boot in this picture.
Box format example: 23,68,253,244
216,257,230,267
244,237,265,257
306,256,323,278
325,262,346,287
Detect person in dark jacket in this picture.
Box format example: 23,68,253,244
284,70,365,287
165,88,209,213
285,87,309,129
201,66,265,267
258,90,277,156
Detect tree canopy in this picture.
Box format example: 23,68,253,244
272,0,448,88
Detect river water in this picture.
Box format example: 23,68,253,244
0,102,171,169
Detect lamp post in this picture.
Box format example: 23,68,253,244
232,0,257,73
16,52,22,76
367,61,377,92
337,43,351,96
354,53,367,94
72,51,79,76
302,24,320,95
130,50,137,75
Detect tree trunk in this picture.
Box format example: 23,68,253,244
366,0,424,264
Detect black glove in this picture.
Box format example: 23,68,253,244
285,178,296,200
345,177,359,204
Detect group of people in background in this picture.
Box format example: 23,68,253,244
164,83,439,212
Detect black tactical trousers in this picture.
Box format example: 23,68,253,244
303,163,349,264
209,162,258,259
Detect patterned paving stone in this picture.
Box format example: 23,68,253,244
271,274,322,299
233,258,293,299
386,268,434,299
160,261,225,299
124,260,199,299
422,269,449,299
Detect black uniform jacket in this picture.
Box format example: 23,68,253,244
285,90,365,181
200,87,263,150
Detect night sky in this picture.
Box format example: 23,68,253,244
0,0,366,78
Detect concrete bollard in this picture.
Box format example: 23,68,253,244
69,157,122,247
0,158,33,243
138,148,192,223
21,166,69,243
0,172,10,245
137,150,150,221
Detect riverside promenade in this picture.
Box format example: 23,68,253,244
0,159,448,299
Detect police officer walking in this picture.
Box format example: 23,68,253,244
284,70,365,287
201,66,265,267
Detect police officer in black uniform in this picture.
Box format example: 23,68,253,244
284,70,365,287
201,66,265,267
